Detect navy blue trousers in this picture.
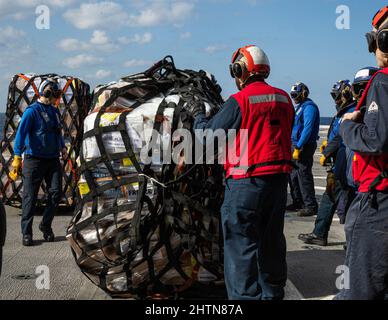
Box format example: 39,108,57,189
289,143,318,211
21,156,62,236
313,178,342,239
335,192,388,300
221,174,288,300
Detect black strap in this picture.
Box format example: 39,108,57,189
369,169,388,193
248,159,297,172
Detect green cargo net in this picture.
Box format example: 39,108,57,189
67,57,226,299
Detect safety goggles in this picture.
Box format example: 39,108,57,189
366,29,388,53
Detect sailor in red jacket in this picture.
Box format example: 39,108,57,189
336,7,388,300
192,45,294,300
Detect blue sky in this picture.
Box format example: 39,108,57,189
0,0,386,115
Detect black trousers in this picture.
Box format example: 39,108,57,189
289,142,318,211
21,156,62,236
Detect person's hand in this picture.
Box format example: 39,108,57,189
320,140,328,153
320,155,327,167
186,100,205,118
9,155,22,181
61,148,68,161
293,148,300,161
342,111,362,123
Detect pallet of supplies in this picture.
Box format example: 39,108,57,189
0,73,92,208
67,57,225,299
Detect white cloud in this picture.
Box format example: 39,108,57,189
205,44,228,54
63,54,103,69
0,26,25,47
95,69,112,79
118,33,153,45
123,59,152,68
63,1,195,29
128,2,194,27
63,2,128,29
57,38,89,51
58,30,117,52
180,32,192,40
0,0,78,18
90,30,109,45
0,26,32,69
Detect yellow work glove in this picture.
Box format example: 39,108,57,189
293,148,300,161
320,140,328,153
320,155,327,167
9,156,22,181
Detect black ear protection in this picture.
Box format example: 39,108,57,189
230,60,247,79
41,82,61,99
43,88,54,98
342,86,353,101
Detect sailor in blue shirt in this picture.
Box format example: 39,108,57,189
10,79,68,246
288,82,320,216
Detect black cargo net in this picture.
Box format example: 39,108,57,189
67,57,226,299
0,74,91,208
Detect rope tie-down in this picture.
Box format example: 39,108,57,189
0,74,92,208
66,57,226,299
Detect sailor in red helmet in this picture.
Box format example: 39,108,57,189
191,45,294,300
336,7,388,300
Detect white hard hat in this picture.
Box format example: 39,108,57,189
231,45,270,79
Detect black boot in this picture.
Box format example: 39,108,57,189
39,224,55,242
298,233,327,246
22,234,33,247
298,208,317,217
286,203,303,211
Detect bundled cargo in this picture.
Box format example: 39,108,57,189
67,57,226,298
0,73,91,208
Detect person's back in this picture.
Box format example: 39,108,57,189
192,45,294,300
226,81,294,178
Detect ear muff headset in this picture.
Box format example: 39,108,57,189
39,80,61,99
366,7,388,53
229,60,247,79
342,86,352,101
290,82,309,101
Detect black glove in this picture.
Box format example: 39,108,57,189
186,100,205,118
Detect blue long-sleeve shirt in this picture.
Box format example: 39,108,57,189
14,101,65,159
291,98,320,149
193,96,242,132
